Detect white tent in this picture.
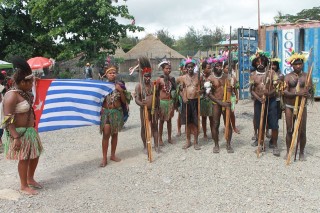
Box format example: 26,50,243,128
0,60,13,69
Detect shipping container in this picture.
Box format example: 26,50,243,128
260,20,320,98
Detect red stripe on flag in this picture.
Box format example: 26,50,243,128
33,79,52,131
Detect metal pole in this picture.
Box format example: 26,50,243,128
258,0,261,49
248,27,251,99
241,27,245,100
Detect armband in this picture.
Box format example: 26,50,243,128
2,114,15,127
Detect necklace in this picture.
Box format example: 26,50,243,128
143,82,153,96
186,74,197,88
11,88,33,106
213,72,223,79
163,78,172,94
256,70,266,75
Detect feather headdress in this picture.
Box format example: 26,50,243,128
271,58,281,63
158,59,170,69
184,57,197,66
179,59,186,68
285,48,307,65
212,56,227,64
139,57,152,74
249,48,270,62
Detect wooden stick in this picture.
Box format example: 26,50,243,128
257,94,266,158
198,64,201,132
294,121,302,161
286,63,313,165
286,97,306,164
256,61,273,158
224,81,231,141
151,81,156,116
224,25,233,142
144,106,152,162
293,82,300,115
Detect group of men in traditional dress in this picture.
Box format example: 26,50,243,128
249,49,313,160
129,47,313,162
133,55,237,155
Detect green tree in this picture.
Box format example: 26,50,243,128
119,36,139,52
274,7,320,23
0,0,59,60
155,29,175,48
182,27,202,56
201,26,225,49
28,0,143,62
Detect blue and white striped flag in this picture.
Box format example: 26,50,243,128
34,79,115,132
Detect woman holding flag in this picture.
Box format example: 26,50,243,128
99,66,127,167
2,56,43,195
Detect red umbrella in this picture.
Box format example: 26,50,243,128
27,57,52,70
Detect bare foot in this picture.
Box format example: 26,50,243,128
27,180,43,189
176,131,181,137
194,143,201,150
213,146,220,153
143,148,148,155
273,147,280,157
227,146,234,153
99,159,107,167
299,153,306,161
233,128,240,134
266,131,271,138
182,143,191,149
159,140,165,146
110,156,121,162
20,187,38,195
154,147,162,153
168,139,175,144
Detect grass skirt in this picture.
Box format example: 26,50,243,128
4,127,43,160
200,98,214,116
159,99,174,121
100,107,124,135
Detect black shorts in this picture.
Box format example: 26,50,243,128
181,99,198,127
254,97,279,130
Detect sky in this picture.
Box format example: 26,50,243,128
119,0,319,39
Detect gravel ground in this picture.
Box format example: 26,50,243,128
0,82,320,213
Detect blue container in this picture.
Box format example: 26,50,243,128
262,21,320,97
237,28,258,99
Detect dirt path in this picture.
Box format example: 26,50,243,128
1,82,320,212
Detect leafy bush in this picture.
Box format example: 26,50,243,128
59,71,73,79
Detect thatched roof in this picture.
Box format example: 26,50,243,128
124,34,185,60
113,47,126,58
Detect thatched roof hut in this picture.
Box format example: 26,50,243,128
113,47,126,58
124,34,185,60
121,34,185,75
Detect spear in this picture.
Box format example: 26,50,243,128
286,63,313,165
224,26,232,142
151,80,158,151
138,57,153,162
287,48,313,165
198,60,201,132
257,61,272,158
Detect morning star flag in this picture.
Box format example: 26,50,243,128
33,79,115,132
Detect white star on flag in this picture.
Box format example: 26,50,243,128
35,100,43,111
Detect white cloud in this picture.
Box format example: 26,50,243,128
120,0,319,38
